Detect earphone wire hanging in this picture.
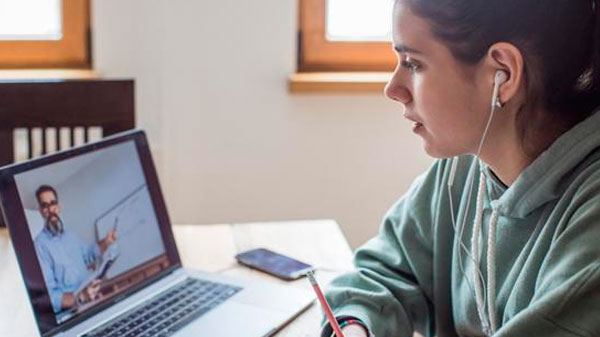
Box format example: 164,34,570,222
447,70,507,336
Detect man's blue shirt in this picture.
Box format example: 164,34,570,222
34,227,100,313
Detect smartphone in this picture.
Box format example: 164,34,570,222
235,248,314,280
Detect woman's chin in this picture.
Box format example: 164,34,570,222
424,148,446,158
422,140,456,159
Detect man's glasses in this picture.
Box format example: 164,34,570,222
39,200,58,210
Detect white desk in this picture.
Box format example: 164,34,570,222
0,220,354,337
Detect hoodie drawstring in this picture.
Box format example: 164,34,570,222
487,209,499,333
472,172,499,336
472,173,489,334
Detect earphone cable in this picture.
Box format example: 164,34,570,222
448,74,505,336
447,183,485,308
449,162,489,318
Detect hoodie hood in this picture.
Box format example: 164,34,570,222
482,107,600,219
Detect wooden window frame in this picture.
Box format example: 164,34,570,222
299,0,396,72
0,0,90,69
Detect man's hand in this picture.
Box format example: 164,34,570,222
80,279,102,304
105,227,117,245
99,227,117,254
61,292,76,310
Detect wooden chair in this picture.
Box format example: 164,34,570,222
0,79,135,226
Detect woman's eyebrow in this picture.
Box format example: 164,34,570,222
394,44,423,54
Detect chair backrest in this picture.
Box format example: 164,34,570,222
0,79,135,226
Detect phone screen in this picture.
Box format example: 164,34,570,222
235,248,313,280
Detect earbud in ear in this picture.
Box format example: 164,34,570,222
492,70,508,108
494,70,508,86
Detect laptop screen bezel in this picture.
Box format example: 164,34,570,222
0,130,182,337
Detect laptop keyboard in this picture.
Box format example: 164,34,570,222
82,278,242,337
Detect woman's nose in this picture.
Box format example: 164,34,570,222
384,77,412,105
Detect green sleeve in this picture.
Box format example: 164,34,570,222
495,178,600,337
324,160,449,337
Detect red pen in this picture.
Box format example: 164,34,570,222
307,270,346,337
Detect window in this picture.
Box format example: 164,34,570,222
0,0,90,68
299,0,396,72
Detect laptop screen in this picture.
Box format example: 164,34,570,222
0,131,181,337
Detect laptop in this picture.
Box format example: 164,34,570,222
0,130,313,337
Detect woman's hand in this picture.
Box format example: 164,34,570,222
341,323,369,337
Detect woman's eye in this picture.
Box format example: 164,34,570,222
401,59,420,73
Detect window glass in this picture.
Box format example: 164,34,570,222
0,0,62,40
326,0,393,42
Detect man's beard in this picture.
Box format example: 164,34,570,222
46,214,64,236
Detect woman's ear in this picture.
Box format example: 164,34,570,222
486,42,525,105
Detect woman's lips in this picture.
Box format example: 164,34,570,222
404,113,424,132
412,121,424,133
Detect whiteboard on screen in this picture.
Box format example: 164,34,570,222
95,185,165,279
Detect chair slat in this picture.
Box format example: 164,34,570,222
41,128,47,155
27,128,33,159
55,127,61,151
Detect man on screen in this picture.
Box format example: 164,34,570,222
33,185,118,313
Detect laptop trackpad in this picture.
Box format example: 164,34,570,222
174,301,285,337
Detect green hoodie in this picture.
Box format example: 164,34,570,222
324,109,600,337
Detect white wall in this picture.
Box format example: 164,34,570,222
91,0,433,248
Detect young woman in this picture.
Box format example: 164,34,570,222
322,1,600,336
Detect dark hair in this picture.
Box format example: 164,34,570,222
405,0,600,157
35,185,58,204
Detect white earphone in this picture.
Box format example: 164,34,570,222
447,69,509,336
492,70,508,108
449,69,508,184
